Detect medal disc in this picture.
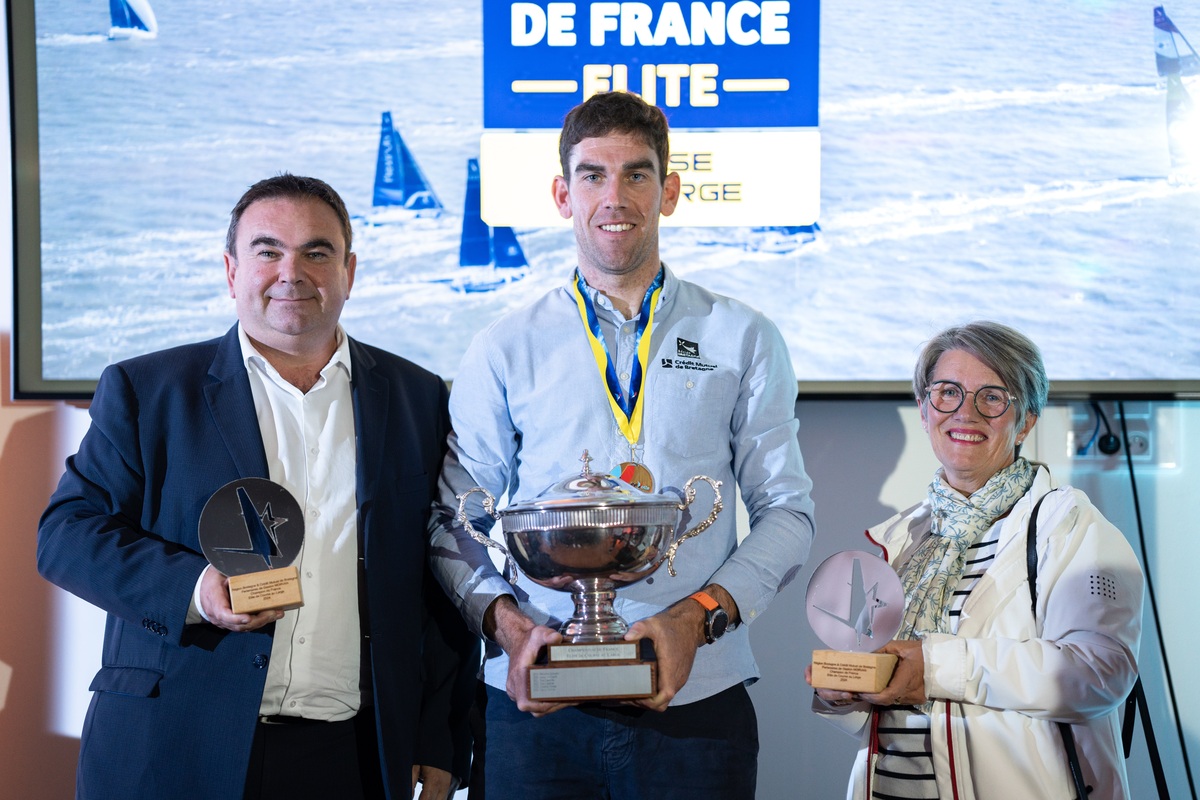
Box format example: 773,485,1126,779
613,462,655,492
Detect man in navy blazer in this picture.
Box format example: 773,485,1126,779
38,175,476,799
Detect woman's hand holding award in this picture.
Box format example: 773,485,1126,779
806,550,904,693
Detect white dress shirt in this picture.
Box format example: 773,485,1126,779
238,324,362,721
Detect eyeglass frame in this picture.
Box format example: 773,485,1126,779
923,380,1018,419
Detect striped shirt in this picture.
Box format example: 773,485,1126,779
872,526,1001,798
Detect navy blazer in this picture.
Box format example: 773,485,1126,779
38,325,471,799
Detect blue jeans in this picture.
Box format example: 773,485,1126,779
483,683,758,800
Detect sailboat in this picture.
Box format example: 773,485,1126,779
354,116,527,292
449,158,528,293
744,223,821,254
370,111,443,216
693,222,821,254
108,0,157,39
1154,6,1200,179
1155,6,1199,77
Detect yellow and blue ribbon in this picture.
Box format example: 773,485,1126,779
571,268,663,448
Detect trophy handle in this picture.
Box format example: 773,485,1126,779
455,487,519,585
661,475,723,577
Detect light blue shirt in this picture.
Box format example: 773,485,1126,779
430,266,815,705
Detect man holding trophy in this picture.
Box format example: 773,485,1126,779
38,174,476,800
430,92,816,799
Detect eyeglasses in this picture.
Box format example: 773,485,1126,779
925,381,1016,418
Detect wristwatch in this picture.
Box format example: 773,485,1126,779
689,590,729,645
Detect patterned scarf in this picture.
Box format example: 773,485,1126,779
897,457,1036,644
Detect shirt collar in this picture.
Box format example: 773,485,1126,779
569,263,677,316
237,323,353,382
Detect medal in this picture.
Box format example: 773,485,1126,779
613,461,655,492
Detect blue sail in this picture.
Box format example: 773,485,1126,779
236,486,279,567
459,159,492,265
1155,6,1200,77
372,112,442,211
492,226,527,269
109,0,157,38
458,158,527,268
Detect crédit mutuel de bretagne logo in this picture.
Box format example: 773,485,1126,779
661,338,717,372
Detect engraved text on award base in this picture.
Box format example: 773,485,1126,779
529,639,657,702
228,565,304,614
811,649,898,693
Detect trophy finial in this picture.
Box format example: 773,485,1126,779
580,450,593,476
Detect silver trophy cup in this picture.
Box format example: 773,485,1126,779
456,452,722,645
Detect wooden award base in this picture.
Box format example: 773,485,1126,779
529,639,657,702
228,565,304,614
811,649,898,693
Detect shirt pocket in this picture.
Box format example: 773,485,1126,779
646,369,738,460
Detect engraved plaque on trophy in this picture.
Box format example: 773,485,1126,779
199,478,305,614
806,550,904,693
458,451,722,703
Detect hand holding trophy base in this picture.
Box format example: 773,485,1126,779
228,565,304,614
530,639,657,702
811,649,897,693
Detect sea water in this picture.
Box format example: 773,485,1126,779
28,0,1200,384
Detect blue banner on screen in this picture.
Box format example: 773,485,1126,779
483,1,820,129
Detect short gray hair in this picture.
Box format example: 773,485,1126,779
913,321,1049,421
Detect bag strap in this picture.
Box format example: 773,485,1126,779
1026,489,1092,799
1026,491,1051,617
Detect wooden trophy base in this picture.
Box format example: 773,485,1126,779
529,639,657,702
811,649,898,693
228,566,304,614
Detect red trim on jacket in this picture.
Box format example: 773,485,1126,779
863,529,889,563
944,701,961,800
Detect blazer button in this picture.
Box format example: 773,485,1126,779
252,654,269,669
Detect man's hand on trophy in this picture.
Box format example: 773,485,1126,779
485,596,571,716
197,564,283,633
623,601,703,712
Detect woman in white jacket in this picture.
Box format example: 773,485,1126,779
806,321,1143,800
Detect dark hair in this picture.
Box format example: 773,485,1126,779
225,174,353,261
913,320,1049,421
559,92,670,182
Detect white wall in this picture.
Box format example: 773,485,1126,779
2,13,1195,798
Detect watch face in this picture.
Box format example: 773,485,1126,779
709,608,730,642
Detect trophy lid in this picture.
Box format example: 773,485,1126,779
499,451,682,533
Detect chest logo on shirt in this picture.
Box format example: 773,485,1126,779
661,338,718,372
677,338,700,358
